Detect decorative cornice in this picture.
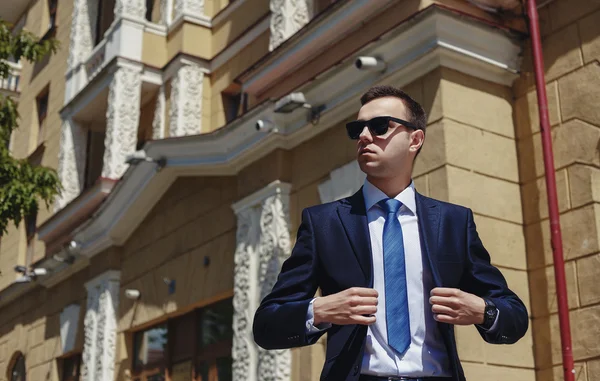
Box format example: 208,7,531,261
232,181,292,214
84,270,121,291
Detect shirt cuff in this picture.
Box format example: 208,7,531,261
478,309,500,332
306,298,332,334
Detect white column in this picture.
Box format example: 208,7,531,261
173,0,204,20
60,304,81,354
169,64,204,137
55,118,88,211
160,0,174,24
231,181,292,381
81,270,120,381
318,160,365,203
102,66,142,179
114,0,146,19
152,84,166,139
67,0,99,70
269,0,310,51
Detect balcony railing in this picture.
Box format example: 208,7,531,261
0,61,22,93
65,17,145,105
85,39,106,81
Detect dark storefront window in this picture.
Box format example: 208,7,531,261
132,298,233,381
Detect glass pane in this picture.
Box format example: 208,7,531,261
11,355,26,381
134,325,168,369
62,355,80,381
171,313,194,362
216,357,232,381
199,299,233,348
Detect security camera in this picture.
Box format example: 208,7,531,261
125,289,141,300
14,265,27,274
15,275,33,283
31,268,48,276
355,56,386,72
255,119,278,133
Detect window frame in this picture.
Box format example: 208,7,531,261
131,297,233,381
48,0,58,31
36,88,50,146
58,353,81,381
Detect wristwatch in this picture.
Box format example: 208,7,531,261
481,298,498,330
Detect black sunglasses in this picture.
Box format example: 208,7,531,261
345,116,418,140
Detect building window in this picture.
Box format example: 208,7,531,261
95,0,116,45
25,209,37,266
36,88,49,146
133,324,168,379
48,0,58,31
222,92,241,124
132,298,233,381
60,354,81,381
9,353,26,381
84,130,106,189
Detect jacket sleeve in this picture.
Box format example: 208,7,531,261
253,208,325,350
459,209,529,344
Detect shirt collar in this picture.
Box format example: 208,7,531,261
362,179,417,215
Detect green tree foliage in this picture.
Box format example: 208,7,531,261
0,20,61,235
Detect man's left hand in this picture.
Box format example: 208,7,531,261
429,288,485,325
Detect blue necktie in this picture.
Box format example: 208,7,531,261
379,198,411,354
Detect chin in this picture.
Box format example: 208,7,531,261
358,160,382,176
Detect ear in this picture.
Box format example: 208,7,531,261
409,129,425,153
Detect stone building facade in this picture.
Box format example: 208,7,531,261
0,0,598,380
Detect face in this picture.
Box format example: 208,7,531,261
355,96,424,179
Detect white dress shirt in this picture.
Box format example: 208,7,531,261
306,180,497,377
359,180,450,377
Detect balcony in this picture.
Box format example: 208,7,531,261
65,17,145,105
0,61,21,96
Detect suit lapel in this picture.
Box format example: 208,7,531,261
415,192,442,287
337,189,373,286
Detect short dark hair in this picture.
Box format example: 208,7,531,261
360,85,427,134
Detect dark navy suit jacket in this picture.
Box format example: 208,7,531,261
253,189,528,381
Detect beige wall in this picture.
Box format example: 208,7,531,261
0,0,72,289
514,0,600,380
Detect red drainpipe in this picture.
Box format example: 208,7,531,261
526,1,575,380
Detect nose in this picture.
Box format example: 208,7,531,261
358,126,372,143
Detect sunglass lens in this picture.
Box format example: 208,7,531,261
346,122,365,139
370,117,389,136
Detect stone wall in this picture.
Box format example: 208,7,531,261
514,0,600,379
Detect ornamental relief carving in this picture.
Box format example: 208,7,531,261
55,119,87,211
82,273,120,381
232,184,292,381
169,64,203,137
173,0,205,19
68,0,99,69
269,0,310,51
114,0,147,19
102,67,142,179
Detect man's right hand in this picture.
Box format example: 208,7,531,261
313,287,378,326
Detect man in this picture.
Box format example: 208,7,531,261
253,86,528,381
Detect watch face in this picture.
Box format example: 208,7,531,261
487,309,495,317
